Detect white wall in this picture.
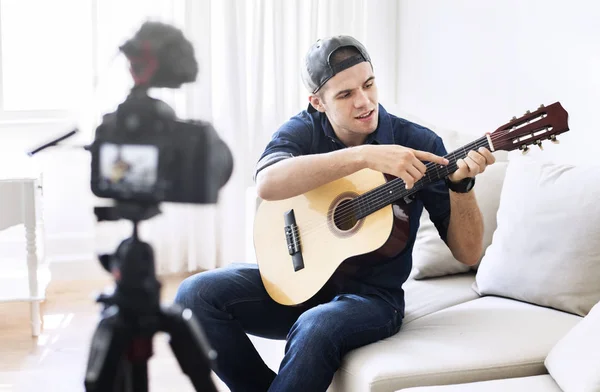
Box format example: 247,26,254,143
394,0,600,163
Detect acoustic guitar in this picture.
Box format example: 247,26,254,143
253,102,570,305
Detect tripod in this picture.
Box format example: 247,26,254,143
84,202,218,392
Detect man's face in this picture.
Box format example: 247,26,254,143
310,61,378,145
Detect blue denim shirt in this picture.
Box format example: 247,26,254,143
254,104,451,315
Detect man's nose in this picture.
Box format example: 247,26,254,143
354,89,369,107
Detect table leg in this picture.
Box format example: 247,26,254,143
24,182,41,337
30,301,41,336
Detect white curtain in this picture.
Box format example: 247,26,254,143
93,0,402,275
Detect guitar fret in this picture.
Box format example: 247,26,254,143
353,136,489,219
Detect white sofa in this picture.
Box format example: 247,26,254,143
246,113,600,392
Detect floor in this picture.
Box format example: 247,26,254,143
0,273,285,392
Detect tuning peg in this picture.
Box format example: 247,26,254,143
550,135,559,144
535,140,543,150
525,110,531,115
538,104,545,110
519,145,530,155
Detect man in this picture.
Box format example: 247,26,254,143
175,35,495,392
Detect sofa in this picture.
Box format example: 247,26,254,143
245,110,600,392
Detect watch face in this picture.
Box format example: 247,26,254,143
465,178,475,191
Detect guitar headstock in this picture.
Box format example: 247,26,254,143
490,102,569,154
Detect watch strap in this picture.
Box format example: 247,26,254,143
445,176,475,193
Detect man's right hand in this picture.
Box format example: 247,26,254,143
359,145,449,189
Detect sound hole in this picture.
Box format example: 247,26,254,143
333,199,358,231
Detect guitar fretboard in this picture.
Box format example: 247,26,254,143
352,135,490,219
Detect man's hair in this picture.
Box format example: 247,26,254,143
330,46,362,68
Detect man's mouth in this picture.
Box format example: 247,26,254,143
355,110,374,120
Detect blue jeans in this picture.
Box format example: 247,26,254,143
174,263,402,392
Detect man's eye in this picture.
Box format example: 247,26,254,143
365,83,373,89
339,93,350,99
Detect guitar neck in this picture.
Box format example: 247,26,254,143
353,135,490,219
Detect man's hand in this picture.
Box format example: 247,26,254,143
360,145,449,189
448,147,495,183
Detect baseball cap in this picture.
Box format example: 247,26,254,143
301,35,371,113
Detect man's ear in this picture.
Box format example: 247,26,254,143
308,94,326,113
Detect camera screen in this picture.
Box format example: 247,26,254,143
99,143,158,193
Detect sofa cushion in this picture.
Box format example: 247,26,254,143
250,274,480,383
412,162,507,279
396,375,562,392
474,158,600,317
403,272,478,324
544,300,600,392
329,296,580,392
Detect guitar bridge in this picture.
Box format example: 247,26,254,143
283,209,304,271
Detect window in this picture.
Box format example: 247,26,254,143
0,0,94,122
0,0,186,125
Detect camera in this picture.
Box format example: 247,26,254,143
89,94,232,205
87,22,233,206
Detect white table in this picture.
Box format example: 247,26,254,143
0,169,47,337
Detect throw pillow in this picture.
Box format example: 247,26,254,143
545,300,600,392
412,161,508,279
474,158,600,316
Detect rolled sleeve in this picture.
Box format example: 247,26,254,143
254,117,313,181
418,136,451,243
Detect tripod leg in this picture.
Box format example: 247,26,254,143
126,335,154,392
84,305,132,392
126,360,149,392
159,303,219,392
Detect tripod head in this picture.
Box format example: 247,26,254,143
93,202,161,315
84,202,219,392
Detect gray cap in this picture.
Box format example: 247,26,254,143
301,35,371,97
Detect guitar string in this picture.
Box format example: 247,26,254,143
287,136,503,242
291,119,555,242
285,119,554,249
290,137,492,241
315,131,513,225
292,136,491,235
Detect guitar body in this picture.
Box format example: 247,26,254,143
253,168,411,306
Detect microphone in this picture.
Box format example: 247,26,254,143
27,129,83,156
119,21,198,89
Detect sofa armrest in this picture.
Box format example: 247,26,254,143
395,375,562,392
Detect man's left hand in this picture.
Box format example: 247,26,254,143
448,147,495,183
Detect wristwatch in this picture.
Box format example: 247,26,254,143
445,176,475,193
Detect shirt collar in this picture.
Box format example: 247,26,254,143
320,103,395,146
